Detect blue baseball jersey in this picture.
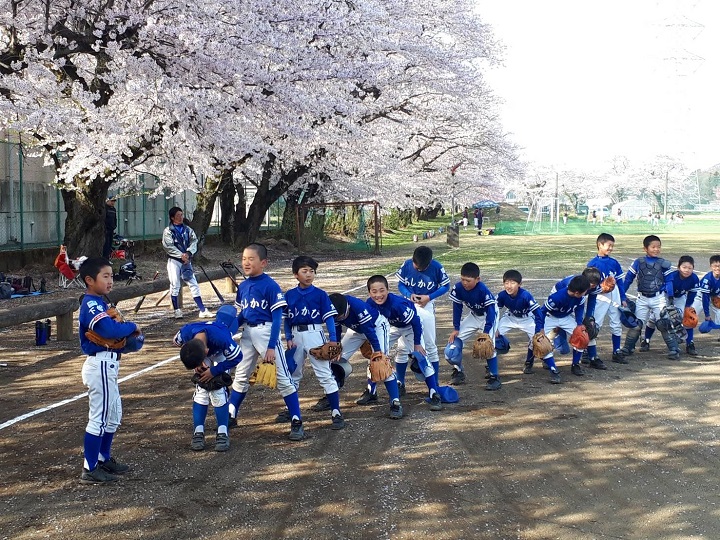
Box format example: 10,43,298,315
624,256,673,294
553,275,599,317
698,271,720,317
449,281,497,333
234,273,286,325
666,270,700,306
587,255,627,302
496,288,543,332
538,288,586,327
174,321,242,375
334,294,383,351
367,293,423,345
79,294,138,356
284,285,338,341
396,259,450,300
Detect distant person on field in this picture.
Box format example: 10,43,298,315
615,208,622,224
590,210,597,225
473,208,479,229
562,212,568,225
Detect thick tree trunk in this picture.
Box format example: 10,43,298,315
219,179,235,244
188,169,234,243
279,182,321,242
232,182,248,247
61,180,110,257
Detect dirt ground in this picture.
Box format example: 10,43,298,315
1,241,720,540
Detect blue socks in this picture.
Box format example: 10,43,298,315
83,432,102,471
171,295,179,309
545,355,558,371
572,350,582,365
193,296,206,311
283,392,302,421
214,403,229,430
367,380,377,395
228,390,247,418
193,402,209,429
486,356,498,377
383,379,400,402
587,345,597,358
645,327,656,340
612,334,621,351
431,360,440,387
687,328,694,344
395,362,408,384
327,391,340,412
525,348,534,363
99,431,115,462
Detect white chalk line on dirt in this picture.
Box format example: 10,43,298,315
0,270,401,431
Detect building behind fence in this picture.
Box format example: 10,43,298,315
0,133,284,253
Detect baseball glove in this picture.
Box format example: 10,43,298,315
255,362,277,389
310,342,343,361
532,331,554,358
682,307,699,328
600,275,616,293
191,371,232,391
712,296,720,309
359,340,373,359
582,316,599,340
84,305,130,349
471,332,494,360
368,351,393,382
569,325,590,350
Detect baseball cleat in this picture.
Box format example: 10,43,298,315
275,408,291,423
589,357,607,370
639,339,650,352
485,376,502,391
99,457,130,475
389,400,403,419
686,342,698,356
570,363,585,376
190,431,205,451
215,433,230,452
80,467,118,485
331,413,346,430
355,389,379,406
549,369,562,384
428,392,443,411
523,362,534,374
288,419,305,441
450,369,466,385
310,396,331,412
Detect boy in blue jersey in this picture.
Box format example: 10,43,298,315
495,269,543,375
227,243,305,441
396,246,450,386
537,275,591,384
641,255,701,355
329,292,402,419
587,233,627,364
448,262,501,390
77,257,142,484
698,255,720,334
367,275,443,411
282,256,345,430
620,235,677,359
174,305,242,452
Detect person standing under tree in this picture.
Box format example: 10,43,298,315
103,196,117,259
162,207,213,319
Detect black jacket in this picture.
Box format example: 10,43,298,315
105,203,117,232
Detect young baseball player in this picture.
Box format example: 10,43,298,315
586,233,627,364
367,275,443,411
495,269,543,375
550,267,601,362
227,243,305,441
447,262,501,390
396,246,450,388
536,274,591,384
281,256,345,430
161,206,212,319
619,235,677,359
329,292,402,419
640,256,701,355
174,305,242,452
698,255,720,334
78,257,142,484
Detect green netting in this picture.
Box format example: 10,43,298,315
494,218,718,235
299,205,377,251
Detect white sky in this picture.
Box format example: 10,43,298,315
476,0,720,171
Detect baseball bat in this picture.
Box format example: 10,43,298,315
133,270,160,313
197,264,225,303
154,290,170,307
220,262,243,292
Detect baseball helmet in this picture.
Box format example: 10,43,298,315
123,333,145,353
495,335,511,355
215,305,239,335
330,360,353,388
699,320,720,334
619,306,639,329
444,338,464,365
435,385,460,403
409,350,430,382
285,346,298,375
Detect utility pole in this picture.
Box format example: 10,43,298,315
664,170,668,220
555,171,560,232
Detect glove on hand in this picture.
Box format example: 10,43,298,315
310,342,343,360
471,332,494,360
368,352,393,382
359,340,373,359
532,331,554,358
191,371,232,391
